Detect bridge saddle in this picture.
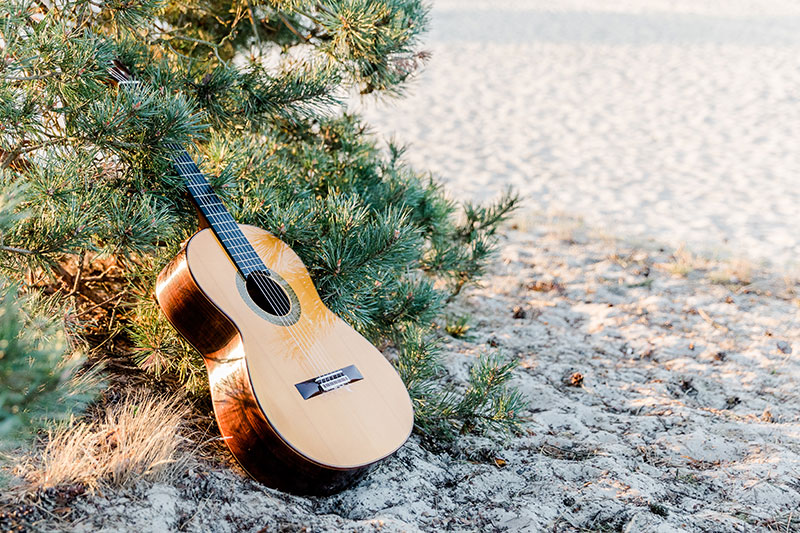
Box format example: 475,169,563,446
316,370,350,392
295,364,364,400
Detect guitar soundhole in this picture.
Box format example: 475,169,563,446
246,271,291,317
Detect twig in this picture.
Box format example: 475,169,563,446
697,307,729,332
32,501,64,522
245,0,262,47
0,149,33,171
69,250,86,295
0,138,74,168
295,8,323,26
178,494,212,531
107,297,120,332
0,244,34,255
163,42,198,63
81,263,121,282
51,262,108,306
316,3,335,17
278,13,308,42
163,36,229,66
74,291,126,318
0,72,59,81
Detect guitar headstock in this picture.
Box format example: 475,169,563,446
107,60,140,88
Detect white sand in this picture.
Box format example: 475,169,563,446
352,0,800,271
54,219,800,532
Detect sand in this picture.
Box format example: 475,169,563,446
25,217,799,532
352,0,800,271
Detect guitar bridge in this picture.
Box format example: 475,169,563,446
295,365,363,400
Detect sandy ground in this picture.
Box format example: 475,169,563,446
27,217,799,532
352,0,800,271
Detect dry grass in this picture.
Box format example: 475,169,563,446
662,245,701,277
708,257,754,285
538,443,599,462
14,391,191,491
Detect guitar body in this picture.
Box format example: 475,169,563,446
155,224,414,494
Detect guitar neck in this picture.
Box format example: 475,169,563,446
107,65,263,278
167,144,264,277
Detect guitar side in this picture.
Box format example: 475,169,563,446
155,225,414,494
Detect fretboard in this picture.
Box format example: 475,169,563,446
167,144,264,277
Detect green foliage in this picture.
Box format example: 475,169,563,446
444,314,471,339
413,352,527,439
425,187,519,297
0,285,95,450
0,0,524,442
394,330,525,439
0,186,96,462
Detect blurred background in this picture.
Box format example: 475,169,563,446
353,0,800,271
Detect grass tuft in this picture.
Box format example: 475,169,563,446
13,391,190,491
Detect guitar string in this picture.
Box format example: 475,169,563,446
170,153,326,375
171,152,337,378
111,68,337,379
180,162,333,380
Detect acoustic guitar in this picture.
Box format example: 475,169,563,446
109,63,414,494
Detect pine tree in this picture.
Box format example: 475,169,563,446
0,0,523,443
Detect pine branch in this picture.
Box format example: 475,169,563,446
0,244,34,255
1,72,60,81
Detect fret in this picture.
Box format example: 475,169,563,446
202,211,230,220
238,259,264,268
236,249,260,259
205,212,236,224
235,252,260,260
228,240,255,250
200,209,233,221
225,248,249,259
229,249,260,261
196,199,226,210
209,223,241,234
219,233,248,244
232,258,263,269
201,206,229,215
232,257,262,267
223,240,251,251
229,252,258,262
215,227,244,236
222,241,251,252
191,189,219,198
229,251,256,266
196,196,221,204
200,200,225,207
211,222,240,230
204,210,232,219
